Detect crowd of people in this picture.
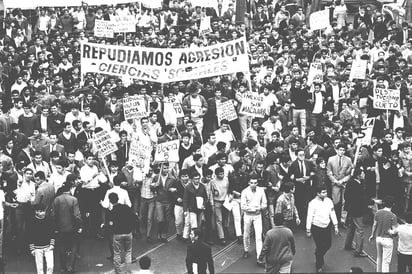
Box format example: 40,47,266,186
0,0,411,273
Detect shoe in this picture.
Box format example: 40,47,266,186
206,240,214,245
243,251,249,259
183,238,191,244
106,256,113,261
219,239,227,245
354,252,368,257
256,260,265,267
316,268,323,273
147,237,153,243
344,246,355,251
176,234,182,241
160,237,168,243
237,236,243,244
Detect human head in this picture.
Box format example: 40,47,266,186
139,256,151,270
382,196,394,208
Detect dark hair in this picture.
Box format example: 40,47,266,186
382,196,394,208
274,213,284,226
109,192,119,204
180,169,189,177
139,256,151,270
113,175,124,186
316,184,327,194
193,154,202,161
216,141,226,151
34,171,45,180
283,181,295,193
215,167,224,175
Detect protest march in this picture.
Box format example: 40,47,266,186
0,0,411,273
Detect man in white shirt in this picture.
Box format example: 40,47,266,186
390,212,412,272
306,184,339,273
201,133,217,164
214,120,234,153
48,159,70,193
241,175,267,266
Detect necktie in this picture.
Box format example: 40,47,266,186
339,156,342,168
299,161,303,176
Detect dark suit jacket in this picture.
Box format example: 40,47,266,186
186,241,215,274
41,144,65,162
16,150,32,167
303,144,325,160
152,175,176,204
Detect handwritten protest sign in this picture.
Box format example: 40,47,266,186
111,16,136,32
140,0,162,9
357,118,375,146
93,130,118,157
239,94,266,118
309,9,330,30
199,16,212,34
94,20,114,38
123,97,148,120
349,60,368,80
129,139,152,170
373,88,400,111
155,140,180,162
217,100,238,123
307,62,323,86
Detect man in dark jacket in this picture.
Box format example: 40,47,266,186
259,213,296,273
344,168,368,257
186,228,214,274
108,192,136,274
52,183,82,273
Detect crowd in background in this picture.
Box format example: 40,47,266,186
0,0,411,273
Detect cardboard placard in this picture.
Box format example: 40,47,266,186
239,94,266,118
93,130,118,157
154,140,180,162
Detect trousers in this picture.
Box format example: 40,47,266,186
243,213,263,259
34,247,54,274
311,225,332,269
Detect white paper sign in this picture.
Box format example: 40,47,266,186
94,20,114,38
111,16,136,33
307,62,323,86
349,60,368,80
239,94,266,118
217,100,238,123
123,97,148,120
309,10,330,30
129,138,152,171
155,140,180,162
373,88,400,111
93,130,118,157
357,118,375,146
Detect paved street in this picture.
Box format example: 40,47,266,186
4,222,389,273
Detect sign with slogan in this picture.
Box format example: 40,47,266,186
3,0,137,8
199,16,212,34
307,62,323,86
309,9,330,30
123,97,148,120
80,37,249,83
111,16,136,33
155,140,180,162
373,88,400,111
94,20,114,38
349,60,368,80
239,94,266,118
93,130,118,157
129,139,152,169
217,100,238,123
140,0,162,9
357,118,375,146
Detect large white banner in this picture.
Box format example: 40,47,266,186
349,60,368,80
4,0,136,8
307,62,323,86
309,9,330,30
80,37,249,83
